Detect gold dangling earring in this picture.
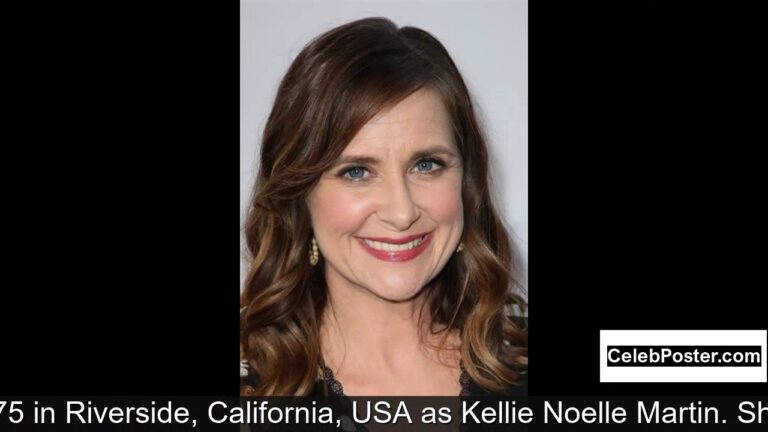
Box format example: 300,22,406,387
310,237,320,266
456,241,464,253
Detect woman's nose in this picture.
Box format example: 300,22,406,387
375,176,420,231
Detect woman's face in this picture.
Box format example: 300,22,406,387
307,89,464,302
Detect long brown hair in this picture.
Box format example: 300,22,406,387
241,17,527,396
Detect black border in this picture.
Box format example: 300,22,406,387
5,0,765,398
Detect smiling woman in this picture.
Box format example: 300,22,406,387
308,90,464,304
240,17,527,397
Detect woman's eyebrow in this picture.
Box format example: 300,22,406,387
333,145,459,167
409,145,459,161
333,155,379,167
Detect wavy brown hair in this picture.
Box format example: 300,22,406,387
241,17,527,396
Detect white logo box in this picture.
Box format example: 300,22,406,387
599,330,767,383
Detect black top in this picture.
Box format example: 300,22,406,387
240,362,527,432
240,360,528,397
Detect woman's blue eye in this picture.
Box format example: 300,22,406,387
415,159,440,173
344,166,367,180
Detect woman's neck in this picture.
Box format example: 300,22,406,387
319,277,459,376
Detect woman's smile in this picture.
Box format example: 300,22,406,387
356,232,433,262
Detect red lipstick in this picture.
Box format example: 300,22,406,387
356,232,432,262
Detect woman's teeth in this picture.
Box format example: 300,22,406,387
364,237,424,251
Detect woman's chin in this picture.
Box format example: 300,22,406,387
367,280,427,303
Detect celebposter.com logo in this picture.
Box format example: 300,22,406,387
600,330,767,382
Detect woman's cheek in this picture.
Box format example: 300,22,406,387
334,191,377,233
416,176,464,222
311,183,377,235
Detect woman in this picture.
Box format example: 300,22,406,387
240,17,527,397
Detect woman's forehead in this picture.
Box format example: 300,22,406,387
365,89,450,129
343,89,455,154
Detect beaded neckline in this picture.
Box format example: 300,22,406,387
319,361,471,397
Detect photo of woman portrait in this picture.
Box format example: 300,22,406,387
240,16,527,397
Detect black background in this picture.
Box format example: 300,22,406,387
528,1,766,396
3,1,765,398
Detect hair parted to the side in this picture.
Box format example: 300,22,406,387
241,17,527,396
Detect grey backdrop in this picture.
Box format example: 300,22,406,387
240,0,528,291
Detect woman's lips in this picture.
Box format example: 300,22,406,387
356,232,432,262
